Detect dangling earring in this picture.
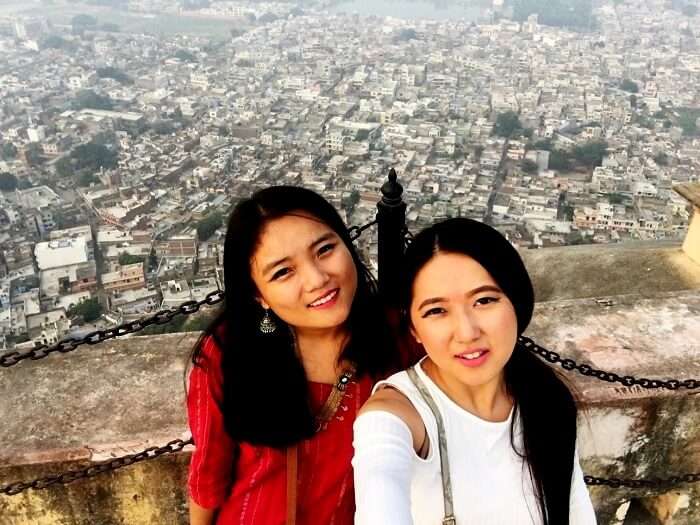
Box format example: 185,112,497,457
259,308,277,334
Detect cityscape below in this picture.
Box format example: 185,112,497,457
0,0,698,350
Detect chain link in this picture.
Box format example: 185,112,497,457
584,473,700,489
402,226,414,246
0,219,379,369
0,438,192,496
0,290,226,368
347,218,377,241
519,336,700,391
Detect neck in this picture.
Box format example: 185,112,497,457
294,325,348,383
422,358,512,422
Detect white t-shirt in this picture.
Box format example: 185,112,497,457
352,360,597,525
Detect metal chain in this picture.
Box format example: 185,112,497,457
2,434,697,496
0,219,379,369
347,218,377,241
0,438,192,496
519,336,700,391
0,290,226,368
584,473,700,489
402,226,414,246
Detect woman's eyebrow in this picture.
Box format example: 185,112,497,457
309,232,335,249
417,297,445,310
416,285,502,310
261,233,336,275
467,285,502,296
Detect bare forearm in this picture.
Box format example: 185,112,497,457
189,497,218,525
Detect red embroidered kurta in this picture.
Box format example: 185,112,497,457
187,335,374,524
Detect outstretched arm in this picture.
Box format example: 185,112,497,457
570,448,598,525
353,409,418,525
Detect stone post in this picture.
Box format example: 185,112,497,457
377,168,406,305
674,182,700,265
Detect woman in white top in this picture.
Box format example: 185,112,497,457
353,218,597,525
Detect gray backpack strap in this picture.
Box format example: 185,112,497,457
406,367,456,525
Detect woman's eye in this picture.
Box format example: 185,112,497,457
422,307,446,318
318,243,335,256
475,296,499,306
271,268,291,281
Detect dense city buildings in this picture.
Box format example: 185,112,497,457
0,0,698,348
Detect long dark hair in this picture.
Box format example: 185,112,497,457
401,218,577,525
189,186,399,449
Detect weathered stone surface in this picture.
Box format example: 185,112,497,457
522,242,700,302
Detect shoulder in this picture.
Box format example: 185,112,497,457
190,333,225,384
360,380,425,452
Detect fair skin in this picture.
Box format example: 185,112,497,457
360,251,518,456
190,212,358,525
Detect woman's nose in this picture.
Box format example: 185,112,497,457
454,311,480,342
303,262,330,291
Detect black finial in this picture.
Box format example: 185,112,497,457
381,168,403,205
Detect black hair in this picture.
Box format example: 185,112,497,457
189,186,399,449
401,217,577,525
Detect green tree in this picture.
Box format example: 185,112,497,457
533,139,553,151
41,35,70,49
258,12,278,23
397,28,418,41
653,152,669,166
679,110,699,136
68,297,103,322
520,159,538,174
620,79,639,93
118,252,145,266
342,190,360,213
71,14,98,27
55,157,73,177
25,143,45,166
0,172,18,191
1,142,18,160
549,149,572,170
96,66,133,85
100,22,120,32
512,0,593,29
609,192,626,205
151,120,177,135
73,89,114,110
573,140,608,167
196,211,223,241
72,142,118,172
494,111,522,138
77,172,98,187
175,49,197,62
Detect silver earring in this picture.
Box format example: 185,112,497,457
259,308,277,334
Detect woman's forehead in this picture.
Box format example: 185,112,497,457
251,214,334,266
412,252,497,297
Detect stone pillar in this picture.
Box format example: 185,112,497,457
376,168,406,305
674,182,700,265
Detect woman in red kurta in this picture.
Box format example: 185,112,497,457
188,334,375,524
186,187,401,525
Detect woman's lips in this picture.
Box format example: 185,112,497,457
454,350,490,368
307,288,340,309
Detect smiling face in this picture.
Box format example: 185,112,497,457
409,251,518,390
250,212,358,335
